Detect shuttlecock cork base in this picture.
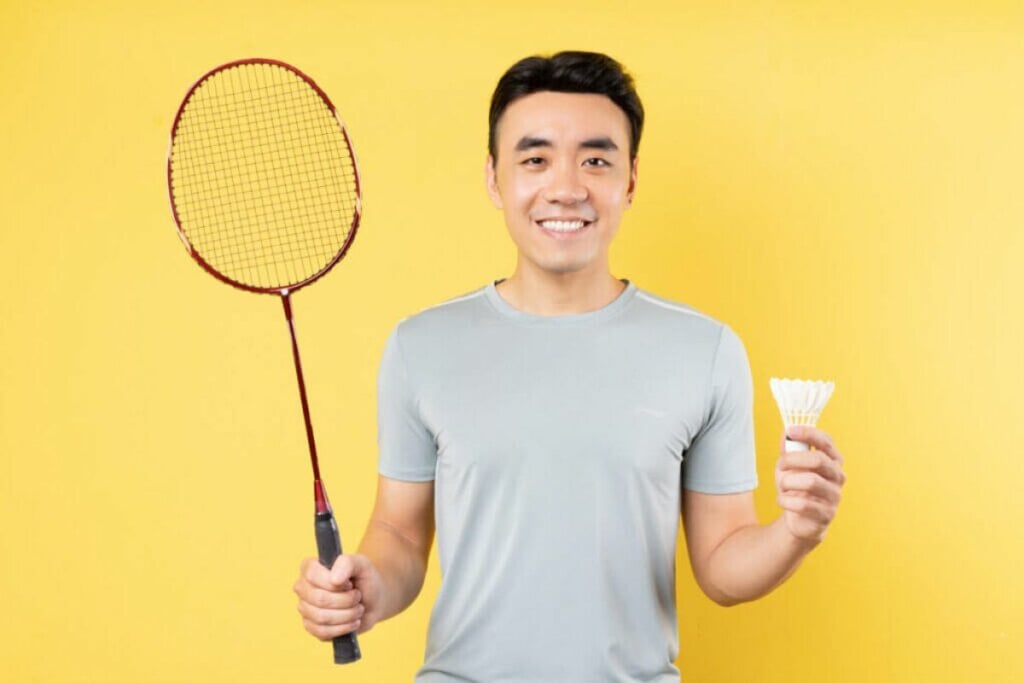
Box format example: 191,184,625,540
769,378,835,452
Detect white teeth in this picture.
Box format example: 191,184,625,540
539,220,587,232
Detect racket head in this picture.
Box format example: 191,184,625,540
167,58,361,294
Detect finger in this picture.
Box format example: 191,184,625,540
779,452,846,486
329,555,357,588
782,472,841,504
778,494,837,525
302,617,362,641
293,577,355,605
779,471,842,504
304,586,362,610
297,599,366,626
300,557,337,591
343,553,376,583
786,426,843,464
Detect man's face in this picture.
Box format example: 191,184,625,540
486,91,637,278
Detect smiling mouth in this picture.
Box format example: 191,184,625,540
535,218,594,234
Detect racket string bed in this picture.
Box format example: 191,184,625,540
170,61,359,291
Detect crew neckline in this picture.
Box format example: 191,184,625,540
484,278,637,326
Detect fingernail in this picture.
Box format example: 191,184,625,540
787,426,802,438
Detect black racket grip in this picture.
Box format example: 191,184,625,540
315,510,362,664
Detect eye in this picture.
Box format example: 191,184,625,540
521,157,546,166
583,158,611,168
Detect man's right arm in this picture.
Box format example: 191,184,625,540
294,475,434,640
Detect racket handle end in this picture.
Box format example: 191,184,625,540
333,632,361,664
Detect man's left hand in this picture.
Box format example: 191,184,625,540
774,425,846,545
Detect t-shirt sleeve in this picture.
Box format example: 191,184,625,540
682,324,759,494
376,322,437,481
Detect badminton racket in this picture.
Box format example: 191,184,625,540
167,58,362,664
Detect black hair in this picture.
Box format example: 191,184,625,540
488,51,645,161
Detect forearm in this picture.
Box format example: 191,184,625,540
703,516,819,606
357,520,429,621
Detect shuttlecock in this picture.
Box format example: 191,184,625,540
769,378,835,452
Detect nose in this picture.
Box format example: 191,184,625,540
542,162,588,204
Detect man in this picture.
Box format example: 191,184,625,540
293,51,846,682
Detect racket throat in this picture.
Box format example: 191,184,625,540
314,478,332,514
281,291,328,506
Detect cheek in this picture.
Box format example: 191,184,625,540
591,168,629,195
503,177,543,216
597,181,628,210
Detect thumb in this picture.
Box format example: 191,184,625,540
329,554,356,588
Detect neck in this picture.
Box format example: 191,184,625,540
495,262,626,316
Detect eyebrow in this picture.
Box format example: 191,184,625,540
579,136,619,152
513,136,620,153
514,136,552,152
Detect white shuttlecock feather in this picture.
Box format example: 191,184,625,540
769,378,835,452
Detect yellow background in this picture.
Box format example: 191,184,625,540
1,1,1021,681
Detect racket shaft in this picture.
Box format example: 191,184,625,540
315,511,362,664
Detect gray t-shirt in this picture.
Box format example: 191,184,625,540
377,279,758,683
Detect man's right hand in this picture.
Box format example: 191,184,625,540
293,554,383,640
294,476,435,641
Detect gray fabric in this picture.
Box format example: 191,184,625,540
377,279,758,683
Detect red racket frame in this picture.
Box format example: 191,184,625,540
167,57,362,296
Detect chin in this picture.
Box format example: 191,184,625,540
532,258,593,275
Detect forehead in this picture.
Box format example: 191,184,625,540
495,91,630,150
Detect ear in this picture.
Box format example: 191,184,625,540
626,156,639,207
485,155,503,209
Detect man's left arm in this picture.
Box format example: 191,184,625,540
682,425,846,606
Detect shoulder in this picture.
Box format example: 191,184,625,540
628,283,735,350
389,283,491,345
